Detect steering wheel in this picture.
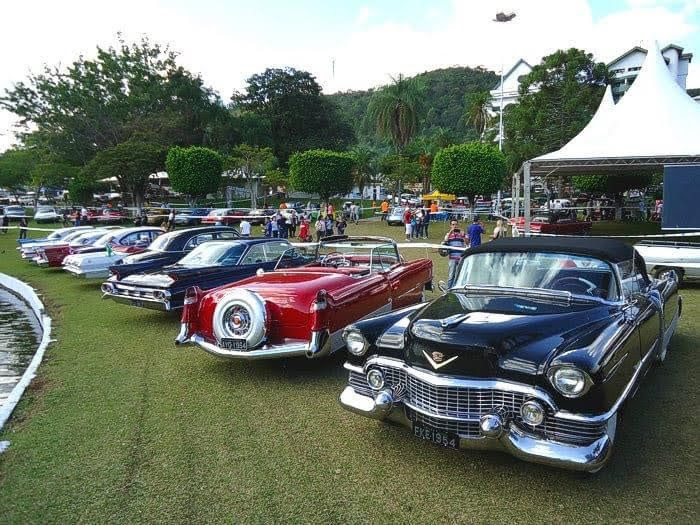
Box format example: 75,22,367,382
551,276,597,296
322,252,350,267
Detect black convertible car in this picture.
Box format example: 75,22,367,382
101,238,308,311
339,237,681,472
108,226,239,280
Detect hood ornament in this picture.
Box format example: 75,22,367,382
422,349,458,370
440,313,470,330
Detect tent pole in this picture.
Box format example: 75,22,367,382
513,170,521,236
523,161,531,236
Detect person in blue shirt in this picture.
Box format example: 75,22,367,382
467,216,485,248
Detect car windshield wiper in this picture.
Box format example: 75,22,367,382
456,285,602,305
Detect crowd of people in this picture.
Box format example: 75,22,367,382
259,202,354,242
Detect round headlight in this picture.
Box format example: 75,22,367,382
366,369,385,390
549,367,590,398
520,400,545,426
344,330,368,356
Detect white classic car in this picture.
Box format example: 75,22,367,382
62,227,163,278
18,226,93,259
635,240,700,283
33,206,61,223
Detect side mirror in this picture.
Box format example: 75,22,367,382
438,280,447,293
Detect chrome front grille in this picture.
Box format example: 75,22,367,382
348,366,606,445
114,285,158,300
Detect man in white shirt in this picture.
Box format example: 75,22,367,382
240,218,251,237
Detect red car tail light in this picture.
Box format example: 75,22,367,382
309,289,329,331
181,286,201,322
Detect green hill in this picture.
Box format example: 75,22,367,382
327,66,499,147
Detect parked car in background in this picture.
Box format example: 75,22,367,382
245,209,275,226
201,208,247,226
35,229,114,267
176,236,433,360
102,238,306,311
386,206,406,226
106,226,239,280
510,211,592,236
18,226,93,258
4,205,26,222
33,206,60,223
173,208,211,226
63,227,163,278
339,237,680,472
635,241,700,284
94,207,127,224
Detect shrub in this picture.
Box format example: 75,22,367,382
166,146,223,203
288,149,354,201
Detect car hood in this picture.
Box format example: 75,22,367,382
404,292,621,381
121,264,232,286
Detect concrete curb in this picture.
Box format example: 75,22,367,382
0,273,53,436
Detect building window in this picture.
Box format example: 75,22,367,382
627,66,641,72
610,68,625,74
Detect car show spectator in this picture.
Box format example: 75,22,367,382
443,220,466,288
492,219,506,240
336,216,347,235
62,210,70,226
325,215,334,236
18,216,28,239
277,213,288,238
167,209,176,231
414,208,424,238
271,214,280,237
288,210,298,238
403,207,413,241
240,218,251,237
80,207,88,224
422,207,431,239
380,199,389,221
468,216,485,248
299,217,310,242
430,201,438,213
349,202,360,224
315,216,326,241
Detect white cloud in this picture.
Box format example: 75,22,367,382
1,0,698,152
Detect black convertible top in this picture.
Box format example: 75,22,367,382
465,236,635,263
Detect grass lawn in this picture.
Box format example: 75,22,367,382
0,219,698,523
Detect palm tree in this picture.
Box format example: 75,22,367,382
368,74,425,196
350,146,376,205
464,91,493,140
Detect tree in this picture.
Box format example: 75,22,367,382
68,172,97,204
228,144,277,208
233,68,354,163
166,146,223,204
288,150,354,202
504,48,608,170
31,160,79,190
464,91,492,140
431,143,507,204
0,148,35,199
573,173,653,219
262,168,289,201
84,141,165,207
378,155,421,195
1,36,232,165
368,74,425,155
350,146,377,204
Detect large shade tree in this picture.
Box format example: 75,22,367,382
504,48,609,171
431,143,507,204
573,173,654,219
83,141,166,207
232,68,353,163
0,148,35,199
1,37,234,165
288,149,354,202
228,144,278,208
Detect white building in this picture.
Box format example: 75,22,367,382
608,44,692,101
492,43,695,108
489,58,533,113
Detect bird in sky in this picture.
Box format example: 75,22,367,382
494,12,516,22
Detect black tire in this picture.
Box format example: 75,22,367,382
654,267,684,286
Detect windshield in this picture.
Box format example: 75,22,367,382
456,251,619,300
178,242,246,267
37,206,55,212
147,231,179,251
93,232,120,247
313,239,399,272
70,231,106,247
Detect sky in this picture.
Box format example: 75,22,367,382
1,0,700,152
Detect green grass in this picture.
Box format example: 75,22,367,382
0,220,698,523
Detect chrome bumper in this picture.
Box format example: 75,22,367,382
339,386,615,473
103,292,171,311
63,265,109,278
177,329,331,360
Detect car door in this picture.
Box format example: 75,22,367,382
619,260,658,363
378,244,425,309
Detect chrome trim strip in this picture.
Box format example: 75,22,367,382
343,362,364,374
188,334,309,360
363,355,558,411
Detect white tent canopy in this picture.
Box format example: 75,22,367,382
530,40,700,175
514,41,700,233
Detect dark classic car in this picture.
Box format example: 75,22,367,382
339,237,681,472
107,226,239,280
510,211,592,235
101,237,303,311
175,236,433,361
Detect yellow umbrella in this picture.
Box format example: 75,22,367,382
421,190,455,201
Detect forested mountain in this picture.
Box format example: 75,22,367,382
327,66,498,147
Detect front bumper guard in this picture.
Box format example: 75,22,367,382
176,328,333,360
339,386,615,473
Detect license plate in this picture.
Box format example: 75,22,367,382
131,299,144,308
220,338,247,351
412,422,460,449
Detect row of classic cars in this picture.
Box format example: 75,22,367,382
16,224,682,472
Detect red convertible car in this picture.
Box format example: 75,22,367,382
176,236,433,360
